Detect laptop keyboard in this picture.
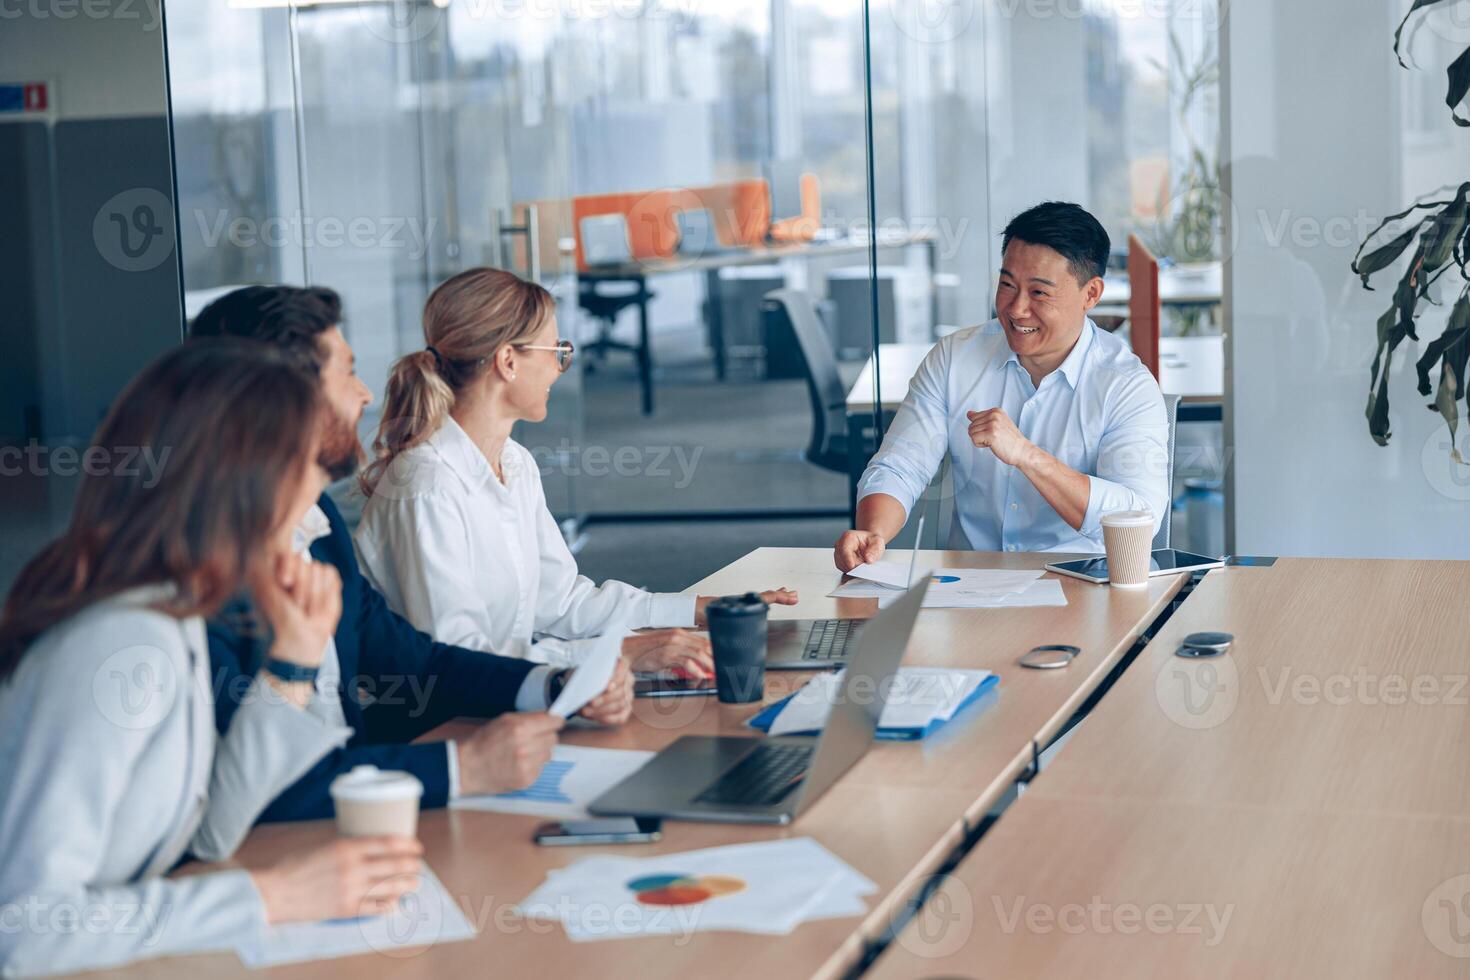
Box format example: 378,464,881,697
694,743,813,807
803,619,861,661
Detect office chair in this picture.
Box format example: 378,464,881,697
762,288,873,516
1155,393,1180,550
762,288,852,466
578,278,657,415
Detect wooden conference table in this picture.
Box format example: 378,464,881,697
873,557,1470,978
101,549,1187,980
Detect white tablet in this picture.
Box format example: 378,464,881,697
1045,549,1224,584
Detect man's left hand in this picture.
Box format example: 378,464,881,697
967,408,1032,466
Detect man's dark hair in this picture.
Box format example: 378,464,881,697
189,285,342,373
1000,202,1110,286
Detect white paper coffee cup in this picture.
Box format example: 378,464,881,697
329,766,423,838
1101,510,1154,588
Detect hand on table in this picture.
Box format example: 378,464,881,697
833,530,886,573
693,588,799,626
456,712,565,795
253,836,423,924
623,629,713,679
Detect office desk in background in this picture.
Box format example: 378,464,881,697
873,557,1470,979
580,230,938,414
107,549,1187,980
1093,261,1223,319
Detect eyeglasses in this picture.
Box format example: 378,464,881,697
514,339,575,373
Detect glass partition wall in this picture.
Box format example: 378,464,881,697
0,0,1229,594
161,0,1225,581
866,0,1226,554
166,0,891,574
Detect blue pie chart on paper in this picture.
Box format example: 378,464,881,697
931,575,960,584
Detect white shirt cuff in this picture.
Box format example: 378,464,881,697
527,636,590,667
647,592,698,628
515,664,558,712
446,741,461,800
1082,474,1156,544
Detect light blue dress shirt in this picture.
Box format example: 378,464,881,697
858,318,1170,554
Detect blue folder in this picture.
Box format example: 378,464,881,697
746,673,999,741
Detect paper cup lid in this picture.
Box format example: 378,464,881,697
329,765,424,803
1100,509,1153,528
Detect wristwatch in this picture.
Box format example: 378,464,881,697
263,657,320,684
545,667,572,707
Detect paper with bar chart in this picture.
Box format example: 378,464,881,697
451,744,656,820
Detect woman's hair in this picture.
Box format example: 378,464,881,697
0,338,324,678
360,267,555,497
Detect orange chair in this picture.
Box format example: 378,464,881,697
1127,233,1161,380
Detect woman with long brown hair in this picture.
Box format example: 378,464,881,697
0,340,422,978
353,267,796,675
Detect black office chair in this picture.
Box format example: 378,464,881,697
578,278,657,415
762,288,875,515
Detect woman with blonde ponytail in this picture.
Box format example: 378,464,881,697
355,267,796,674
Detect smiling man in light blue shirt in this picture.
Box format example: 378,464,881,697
834,201,1169,568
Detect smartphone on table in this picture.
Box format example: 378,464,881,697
533,817,663,846
633,674,717,698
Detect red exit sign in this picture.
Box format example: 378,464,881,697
0,83,49,114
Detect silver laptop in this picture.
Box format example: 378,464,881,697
768,517,923,670
589,577,929,825
765,157,806,223
580,213,633,267
675,208,737,257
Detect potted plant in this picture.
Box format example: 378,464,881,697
1352,1,1470,458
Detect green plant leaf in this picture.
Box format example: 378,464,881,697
1353,223,1421,288
1443,320,1470,462
1400,248,1426,341
1447,315,1470,398
1415,293,1470,394
1419,183,1470,272
1351,195,1458,288
1395,0,1455,68
1367,337,1395,446
1367,271,1425,445
1419,263,1456,305
1449,46,1470,125
1434,361,1464,462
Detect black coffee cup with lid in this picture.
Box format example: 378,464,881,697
705,592,769,703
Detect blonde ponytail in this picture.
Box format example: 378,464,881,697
360,267,555,497
359,349,455,496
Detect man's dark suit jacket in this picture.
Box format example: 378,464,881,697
209,494,537,820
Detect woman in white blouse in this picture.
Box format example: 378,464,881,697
0,341,423,978
355,267,796,674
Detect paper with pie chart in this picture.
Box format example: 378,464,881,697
516,838,874,941
831,566,1059,608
